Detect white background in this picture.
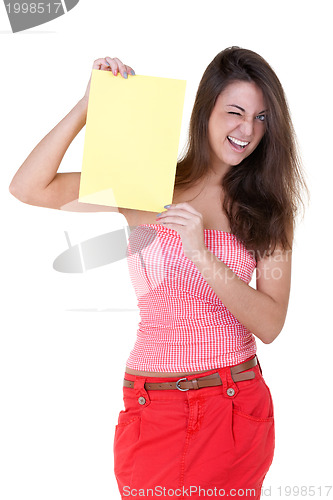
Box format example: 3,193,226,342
1,1,332,499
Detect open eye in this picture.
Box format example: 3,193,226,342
256,114,266,122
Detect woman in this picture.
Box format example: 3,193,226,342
9,47,307,499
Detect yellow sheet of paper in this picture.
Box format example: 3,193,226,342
79,70,187,213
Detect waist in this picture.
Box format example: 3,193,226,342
125,354,258,378
125,366,217,377
126,326,257,374
124,355,260,390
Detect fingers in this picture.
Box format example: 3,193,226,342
163,202,203,217
157,210,192,222
104,57,135,78
91,57,135,78
125,65,136,76
157,216,190,227
92,58,112,71
112,57,127,77
91,57,135,79
84,56,134,101
156,204,203,227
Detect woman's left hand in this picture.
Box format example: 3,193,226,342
156,202,208,262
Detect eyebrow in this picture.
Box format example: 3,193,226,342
227,104,267,114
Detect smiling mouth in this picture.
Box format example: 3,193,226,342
227,136,250,152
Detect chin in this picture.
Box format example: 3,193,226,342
225,156,244,167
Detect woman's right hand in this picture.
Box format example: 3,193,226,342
83,57,136,104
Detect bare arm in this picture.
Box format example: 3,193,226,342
192,215,293,344
193,240,292,344
9,99,87,209
9,57,135,213
157,202,293,344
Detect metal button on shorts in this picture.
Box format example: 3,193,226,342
227,388,235,396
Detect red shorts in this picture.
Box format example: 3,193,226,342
113,356,275,499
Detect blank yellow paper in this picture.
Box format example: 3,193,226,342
79,70,187,213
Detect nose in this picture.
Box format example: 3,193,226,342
239,116,254,138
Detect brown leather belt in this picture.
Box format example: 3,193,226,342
123,356,257,391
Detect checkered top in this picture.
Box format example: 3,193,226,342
126,224,257,372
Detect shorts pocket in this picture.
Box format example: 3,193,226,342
116,408,141,428
230,379,275,490
232,376,274,422
115,394,146,427
233,408,273,423
113,402,142,490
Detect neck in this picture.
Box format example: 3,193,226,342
204,162,231,187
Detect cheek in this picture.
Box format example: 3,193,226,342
207,123,222,150
253,125,266,145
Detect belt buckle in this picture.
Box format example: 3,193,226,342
176,377,189,391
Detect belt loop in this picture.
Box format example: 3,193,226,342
191,379,199,390
217,366,239,399
133,377,151,407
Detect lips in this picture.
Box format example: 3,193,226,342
227,136,250,152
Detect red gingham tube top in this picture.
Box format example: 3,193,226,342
125,224,257,372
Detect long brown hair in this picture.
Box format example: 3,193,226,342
176,46,308,259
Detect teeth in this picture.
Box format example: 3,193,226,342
228,136,249,147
